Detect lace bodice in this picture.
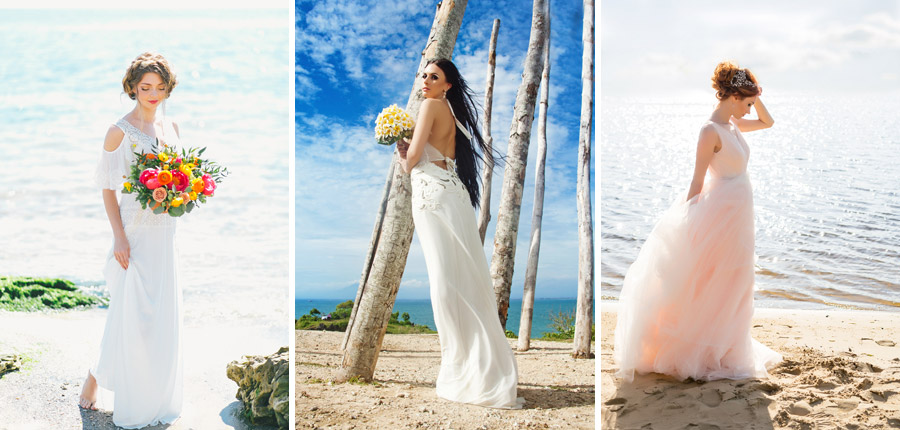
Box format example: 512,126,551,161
93,117,181,230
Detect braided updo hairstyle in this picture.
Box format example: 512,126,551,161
711,61,759,101
122,52,178,100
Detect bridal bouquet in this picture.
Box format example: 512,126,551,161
374,104,415,145
122,145,228,217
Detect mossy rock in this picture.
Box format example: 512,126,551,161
0,276,105,311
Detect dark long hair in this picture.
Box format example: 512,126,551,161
429,58,496,207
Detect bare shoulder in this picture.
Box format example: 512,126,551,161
103,124,126,152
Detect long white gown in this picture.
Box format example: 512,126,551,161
409,113,523,409
92,118,183,428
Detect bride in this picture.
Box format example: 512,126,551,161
614,61,782,382
397,58,523,409
80,52,183,428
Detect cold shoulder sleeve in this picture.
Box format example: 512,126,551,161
94,131,130,190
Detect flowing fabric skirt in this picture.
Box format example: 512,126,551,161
614,173,781,382
92,199,183,428
411,162,523,409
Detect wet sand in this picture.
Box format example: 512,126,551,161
0,309,283,430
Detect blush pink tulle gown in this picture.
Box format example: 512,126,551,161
614,119,782,382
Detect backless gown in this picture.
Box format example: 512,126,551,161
409,102,523,408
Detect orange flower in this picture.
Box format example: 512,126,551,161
157,170,173,185
145,153,157,160
191,178,205,193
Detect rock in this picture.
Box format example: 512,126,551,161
226,346,289,429
0,354,21,377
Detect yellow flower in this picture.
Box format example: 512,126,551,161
123,182,132,192
158,152,170,163
189,191,198,200
171,197,184,207
179,164,193,176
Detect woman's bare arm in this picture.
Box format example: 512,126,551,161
101,126,130,269
734,97,774,132
398,99,439,173
686,125,720,202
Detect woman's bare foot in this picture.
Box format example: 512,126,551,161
79,371,98,410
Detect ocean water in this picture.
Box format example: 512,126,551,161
0,9,291,337
601,95,900,311
296,298,580,338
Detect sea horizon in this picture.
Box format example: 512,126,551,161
296,297,583,338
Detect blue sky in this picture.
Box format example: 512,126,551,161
602,0,900,97
295,0,593,300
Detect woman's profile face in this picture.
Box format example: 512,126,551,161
420,63,451,99
135,72,167,109
733,95,757,118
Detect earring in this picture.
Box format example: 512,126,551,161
442,89,447,99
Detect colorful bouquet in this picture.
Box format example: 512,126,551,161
122,145,228,217
374,104,415,145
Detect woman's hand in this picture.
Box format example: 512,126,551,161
113,234,130,270
397,139,409,159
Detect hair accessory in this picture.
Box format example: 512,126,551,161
731,70,756,88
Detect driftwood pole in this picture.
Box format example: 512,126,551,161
517,3,549,352
489,0,548,329
477,18,500,243
338,0,468,382
573,0,594,359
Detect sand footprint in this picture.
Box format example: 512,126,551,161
861,337,897,347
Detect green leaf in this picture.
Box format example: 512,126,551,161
168,205,185,217
152,204,166,214
185,202,194,213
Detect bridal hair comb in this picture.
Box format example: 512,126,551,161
731,70,756,88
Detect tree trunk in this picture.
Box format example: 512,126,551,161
477,18,500,243
573,0,594,359
337,0,468,382
490,0,548,330
517,3,549,352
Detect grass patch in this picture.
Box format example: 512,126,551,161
347,375,380,386
0,276,105,311
305,377,326,384
296,300,436,334
537,310,595,342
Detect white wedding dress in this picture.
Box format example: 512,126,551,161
409,107,523,409
91,118,183,428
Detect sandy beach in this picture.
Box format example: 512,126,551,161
0,308,284,430
295,330,595,429
600,304,900,429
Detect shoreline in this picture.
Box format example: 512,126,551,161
0,308,284,429
600,306,900,429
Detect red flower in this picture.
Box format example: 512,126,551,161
139,168,158,185
171,171,189,192
202,174,216,196
145,178,160,190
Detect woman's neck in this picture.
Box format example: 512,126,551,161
710,102,733,124
130,104,158,125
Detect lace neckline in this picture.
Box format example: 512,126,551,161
116,118,158,152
